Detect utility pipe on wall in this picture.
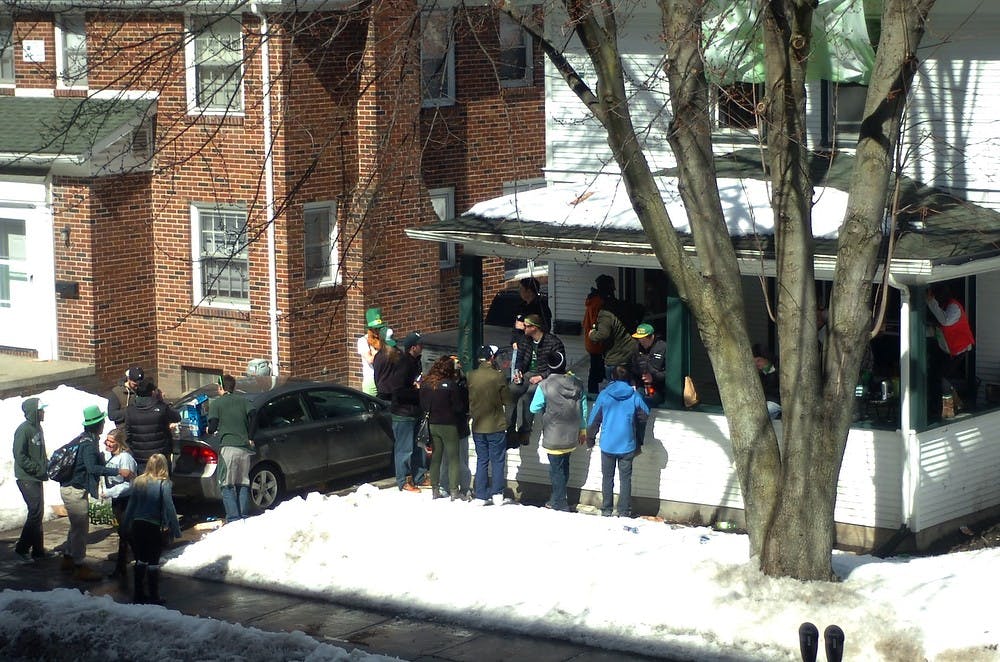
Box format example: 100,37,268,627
251,3,279,374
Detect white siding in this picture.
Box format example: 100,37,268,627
913,409,1000,531
489,408,904,530
975,272,1000,385
903,7,1000,208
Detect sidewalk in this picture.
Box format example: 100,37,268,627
1,513,662,662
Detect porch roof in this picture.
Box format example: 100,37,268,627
0,96,153,165
406,150,1000,283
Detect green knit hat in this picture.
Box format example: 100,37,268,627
365,307,385,329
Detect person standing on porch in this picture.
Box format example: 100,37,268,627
926,284,975,412
588,295,634,378
529,353,588,512
630,323,667,408
587,365,649,518
583,275,615,394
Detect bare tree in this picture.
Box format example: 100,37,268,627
499,0,936,579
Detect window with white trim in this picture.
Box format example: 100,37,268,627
501,179,546,278
191,203,249,307
55,15,88,88
429,187,455,269
303,202,340,288
186,15,244,114
0,18,13,85
714,82,762,132
823,81,867,146
421,11,455,107
498,14,532,87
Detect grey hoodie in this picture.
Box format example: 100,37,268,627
535,373,587,452
13,398,47,482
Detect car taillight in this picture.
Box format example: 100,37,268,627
181,445,218,465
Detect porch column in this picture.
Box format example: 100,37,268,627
664,283,691,409
907,285,929,429
458,255,483,370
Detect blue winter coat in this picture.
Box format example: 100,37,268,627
586,381,649,454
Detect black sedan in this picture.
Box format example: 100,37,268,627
170,377,394,509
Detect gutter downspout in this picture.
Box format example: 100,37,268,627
252,3,279,375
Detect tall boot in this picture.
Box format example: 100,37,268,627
147,564,163,605
133,562,147,604
109,537,129,580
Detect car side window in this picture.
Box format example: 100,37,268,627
306,389,367,421
256,393,309,430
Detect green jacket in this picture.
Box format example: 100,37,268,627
466,361,511,434
13,398,47,482
589,308,634,367
208,392,252,449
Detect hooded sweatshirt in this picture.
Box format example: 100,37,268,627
530,373,589,452
587,380,650,454
13,398,47,482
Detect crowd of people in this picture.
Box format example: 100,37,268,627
363,274,662,515
8,367,252,605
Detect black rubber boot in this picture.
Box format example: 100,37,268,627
147,564,164,605
133,562,147,604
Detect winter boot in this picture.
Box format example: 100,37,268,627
431,487,445,500
147,564,164,605
450,489,470,502
133,562,148,604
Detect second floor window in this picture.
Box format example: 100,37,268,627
188,15,244,114
191,204,249,307
498,14,532,87
429,187,455,268
303,202,340,288
56,15,87,88
0,18,13,84
421,11,455,107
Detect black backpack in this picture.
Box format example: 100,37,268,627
47,436,83,483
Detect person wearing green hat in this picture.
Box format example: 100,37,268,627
630,323,666,408
58,405,134,581
357,307,386,396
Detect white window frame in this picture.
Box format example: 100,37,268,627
421,11,455,108
711,82,763,135
824,81,867,147
303,201,340,288
0,17,14,86
185,15,245,116
55,14,88,89
498,14,532,88
429,187,455,269
190,203,250,309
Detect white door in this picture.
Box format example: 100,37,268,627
0,216,35,350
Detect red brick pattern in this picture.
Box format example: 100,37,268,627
7,4,544,396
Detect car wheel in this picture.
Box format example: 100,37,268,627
249,464,284,510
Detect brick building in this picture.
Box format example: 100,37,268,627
0,1,544,396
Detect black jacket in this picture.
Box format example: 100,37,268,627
515,331,567,380
124,396,181,464
106,380,137,424
420,379,468,428
630,337,667,391
511,295,553,347
374,348,423,419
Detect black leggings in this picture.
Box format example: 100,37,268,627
131,520,164,565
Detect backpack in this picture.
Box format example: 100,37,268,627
47,436,83,483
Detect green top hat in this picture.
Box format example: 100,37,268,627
83,404,106,426
365,307,385,329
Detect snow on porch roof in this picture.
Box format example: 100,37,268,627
406,150,1000,280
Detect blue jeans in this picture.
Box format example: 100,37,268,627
547,452,572,511
601,450,635,517
221,485,250,522
473,432,507,499
392,418,419,488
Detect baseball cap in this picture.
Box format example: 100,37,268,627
381,327,397,348
632,323,654,339
401,331,423,351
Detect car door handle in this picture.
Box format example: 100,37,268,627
326,425,343,433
